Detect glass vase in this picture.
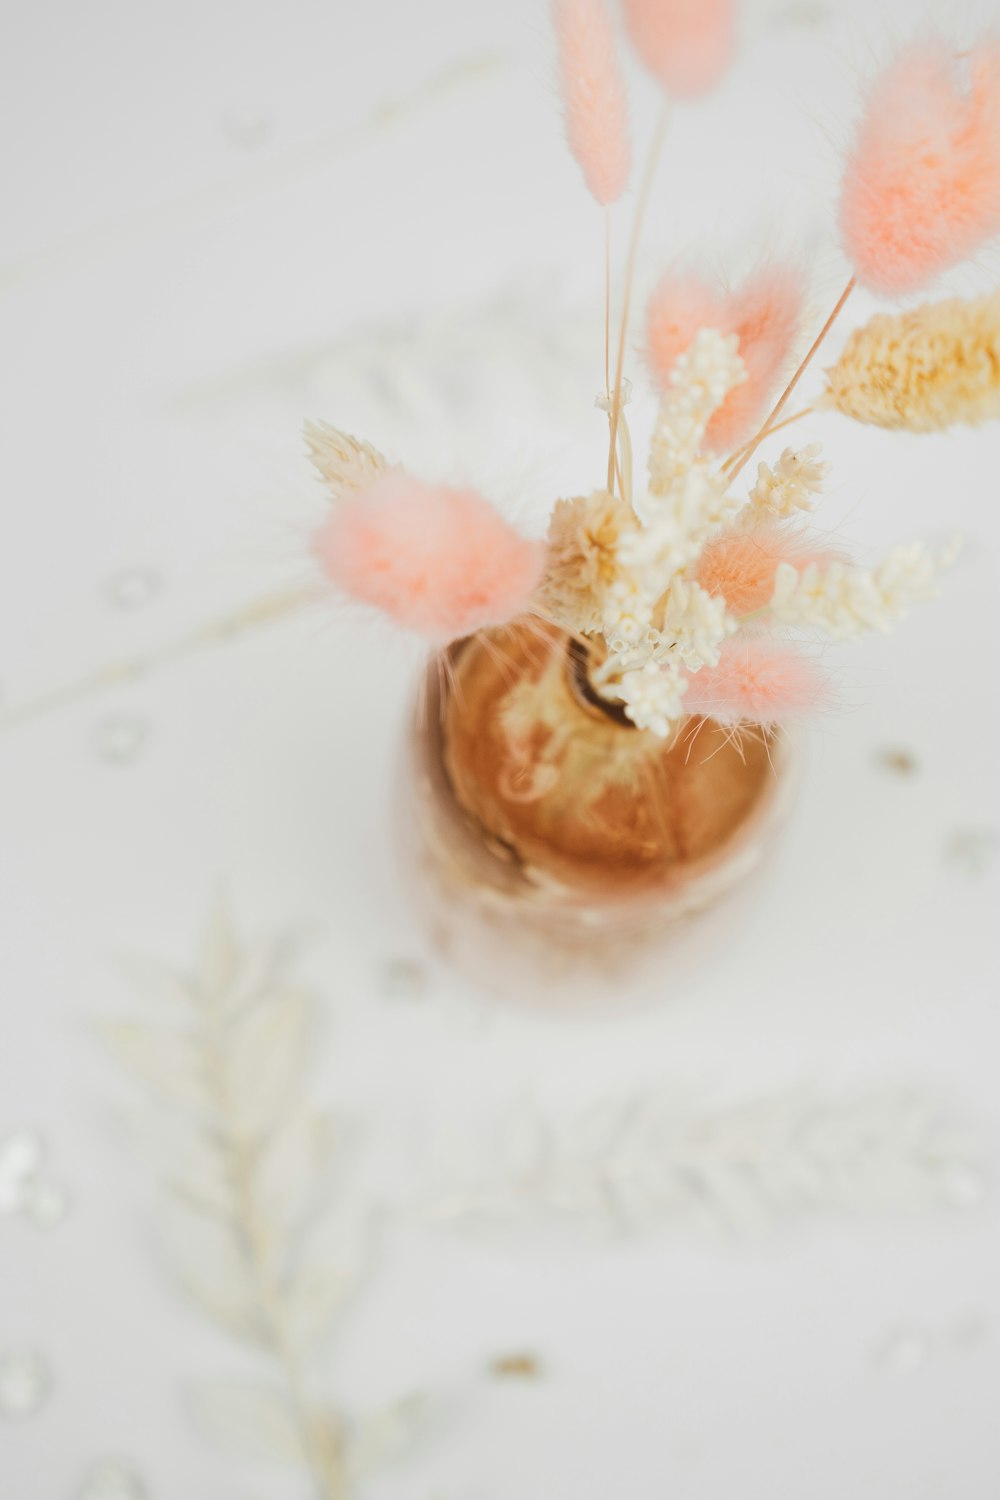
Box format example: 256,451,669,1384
397,620,798,999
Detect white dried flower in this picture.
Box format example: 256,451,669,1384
621,464,739,589
602,577,655,648
600,630,665,689
660,579,736,670
614,660,689,737
746,443,828,521
770,541,956,638
585,329,746,693
649,330,747,495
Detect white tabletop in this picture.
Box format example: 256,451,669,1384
2,1,999,1496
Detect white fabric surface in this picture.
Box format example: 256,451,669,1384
2,1,999,1496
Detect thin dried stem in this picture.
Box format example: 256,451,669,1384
604,206,612,397
722,406,815,474
0,584,322,733
607,101,671,502
726,277,856,485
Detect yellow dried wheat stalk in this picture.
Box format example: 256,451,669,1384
304,420,388,497
822,291,1000,432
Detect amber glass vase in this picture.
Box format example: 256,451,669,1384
398,620,797,996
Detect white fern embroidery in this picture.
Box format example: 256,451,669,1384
420,1086,987,1236
103,904,423,1497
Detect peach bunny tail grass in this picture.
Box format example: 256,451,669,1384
645,265,804,448
822,289,1000,432
645,272,725,385
696,526,839,616
840,41,1000,295
552,0,630,205
706,267,805,450
621,0,734,98
314,473,545,641
684,640,829,726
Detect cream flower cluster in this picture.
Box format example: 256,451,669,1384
747,443,828,520
619,463,737,583
770,541,954,637
613,659,689,737
648,329,747,492
602,579,735,734
605,331,747,644
596,332,748,733
660,579,734,669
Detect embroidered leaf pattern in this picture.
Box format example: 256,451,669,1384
104,907,355,1497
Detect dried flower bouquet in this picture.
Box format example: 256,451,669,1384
311,5,1000,746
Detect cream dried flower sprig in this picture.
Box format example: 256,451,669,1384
746,445,828,521
770,543,960,639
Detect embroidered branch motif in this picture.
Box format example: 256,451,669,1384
102,904,421,1498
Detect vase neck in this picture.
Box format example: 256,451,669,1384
565,637,635,730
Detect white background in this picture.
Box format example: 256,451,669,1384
2,0,999,1496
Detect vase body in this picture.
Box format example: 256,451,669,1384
397,621,797,998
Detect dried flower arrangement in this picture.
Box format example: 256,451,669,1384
310,10,1000,744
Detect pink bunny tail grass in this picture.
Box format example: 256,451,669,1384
621,0,735,98
685,640,828,726
841,41,1000,295
313,473,545,642
646,272,723,380
696,526,835,616
552,0,630,205
707,268,805,449
646,266,805,449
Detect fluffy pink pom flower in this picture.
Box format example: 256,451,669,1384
621,0,734,98
646,266,804,449
841,42,1000,294
314,473,545,641
696,526,836,615
552,0,631,205
684,640,827,725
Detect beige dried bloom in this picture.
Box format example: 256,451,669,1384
304,420,389,497
746,444,828,521
539,490,624,632
822,292,1000,432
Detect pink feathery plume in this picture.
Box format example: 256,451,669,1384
708,269,804,449
645,271,722,379
621,0,735,99
552,0,631,205
684,640,828,726
314,473,545,642
696,526,835,616
841,41,1000,294
646,265,804,449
